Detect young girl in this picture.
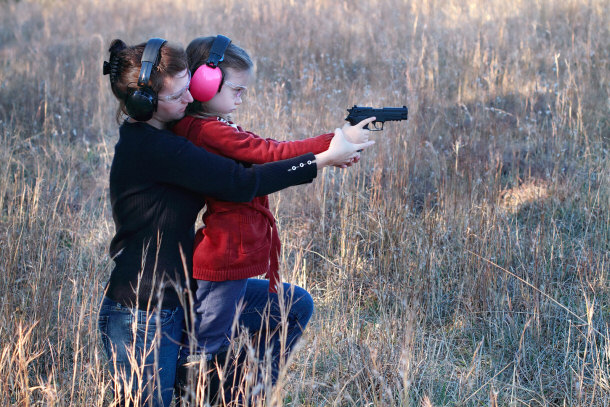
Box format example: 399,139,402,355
172,35,373,402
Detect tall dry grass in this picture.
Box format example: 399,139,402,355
0,0,608,405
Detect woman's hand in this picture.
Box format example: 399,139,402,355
314,127,375,170
342,117,375,144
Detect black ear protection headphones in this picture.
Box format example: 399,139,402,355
125,38,167,121
189,35,232,102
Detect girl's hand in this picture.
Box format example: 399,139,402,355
314,127,375,169
342,117,375,144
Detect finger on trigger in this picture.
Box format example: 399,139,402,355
359,116,376,128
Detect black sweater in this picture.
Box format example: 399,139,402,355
106,121,317,309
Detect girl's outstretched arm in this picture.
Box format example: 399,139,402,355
180,117,333,163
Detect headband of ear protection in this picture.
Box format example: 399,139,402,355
125,37,167,121
189,35,231,102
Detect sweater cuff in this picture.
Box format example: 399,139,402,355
321,132,334,149
280,152,318,186
252,152,317,196
285,153,317,174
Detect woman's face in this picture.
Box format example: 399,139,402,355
148,69,193,129
204,68,251,117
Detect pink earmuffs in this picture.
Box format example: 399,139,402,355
189,35,232,102
190,65,223,102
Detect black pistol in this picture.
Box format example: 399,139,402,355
345,105,408,130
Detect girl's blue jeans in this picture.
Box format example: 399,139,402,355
181,278,314,383
97,296,184,407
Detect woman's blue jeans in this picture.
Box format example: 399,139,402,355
98,296,184,407
181,278,314,383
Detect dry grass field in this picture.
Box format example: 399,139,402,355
0,0,608,405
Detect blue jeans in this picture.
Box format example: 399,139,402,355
181,278,314,383
98,296,184,407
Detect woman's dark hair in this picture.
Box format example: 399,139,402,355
105,39,188,123
185,36,253,116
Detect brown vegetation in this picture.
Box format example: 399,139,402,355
0,0,608,405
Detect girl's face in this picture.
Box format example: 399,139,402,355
148,69,193,129
205,68,251,117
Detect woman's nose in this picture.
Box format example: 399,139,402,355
183,89,194,103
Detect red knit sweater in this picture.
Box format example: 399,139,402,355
172,116,333,291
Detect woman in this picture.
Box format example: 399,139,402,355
98,37,373,407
